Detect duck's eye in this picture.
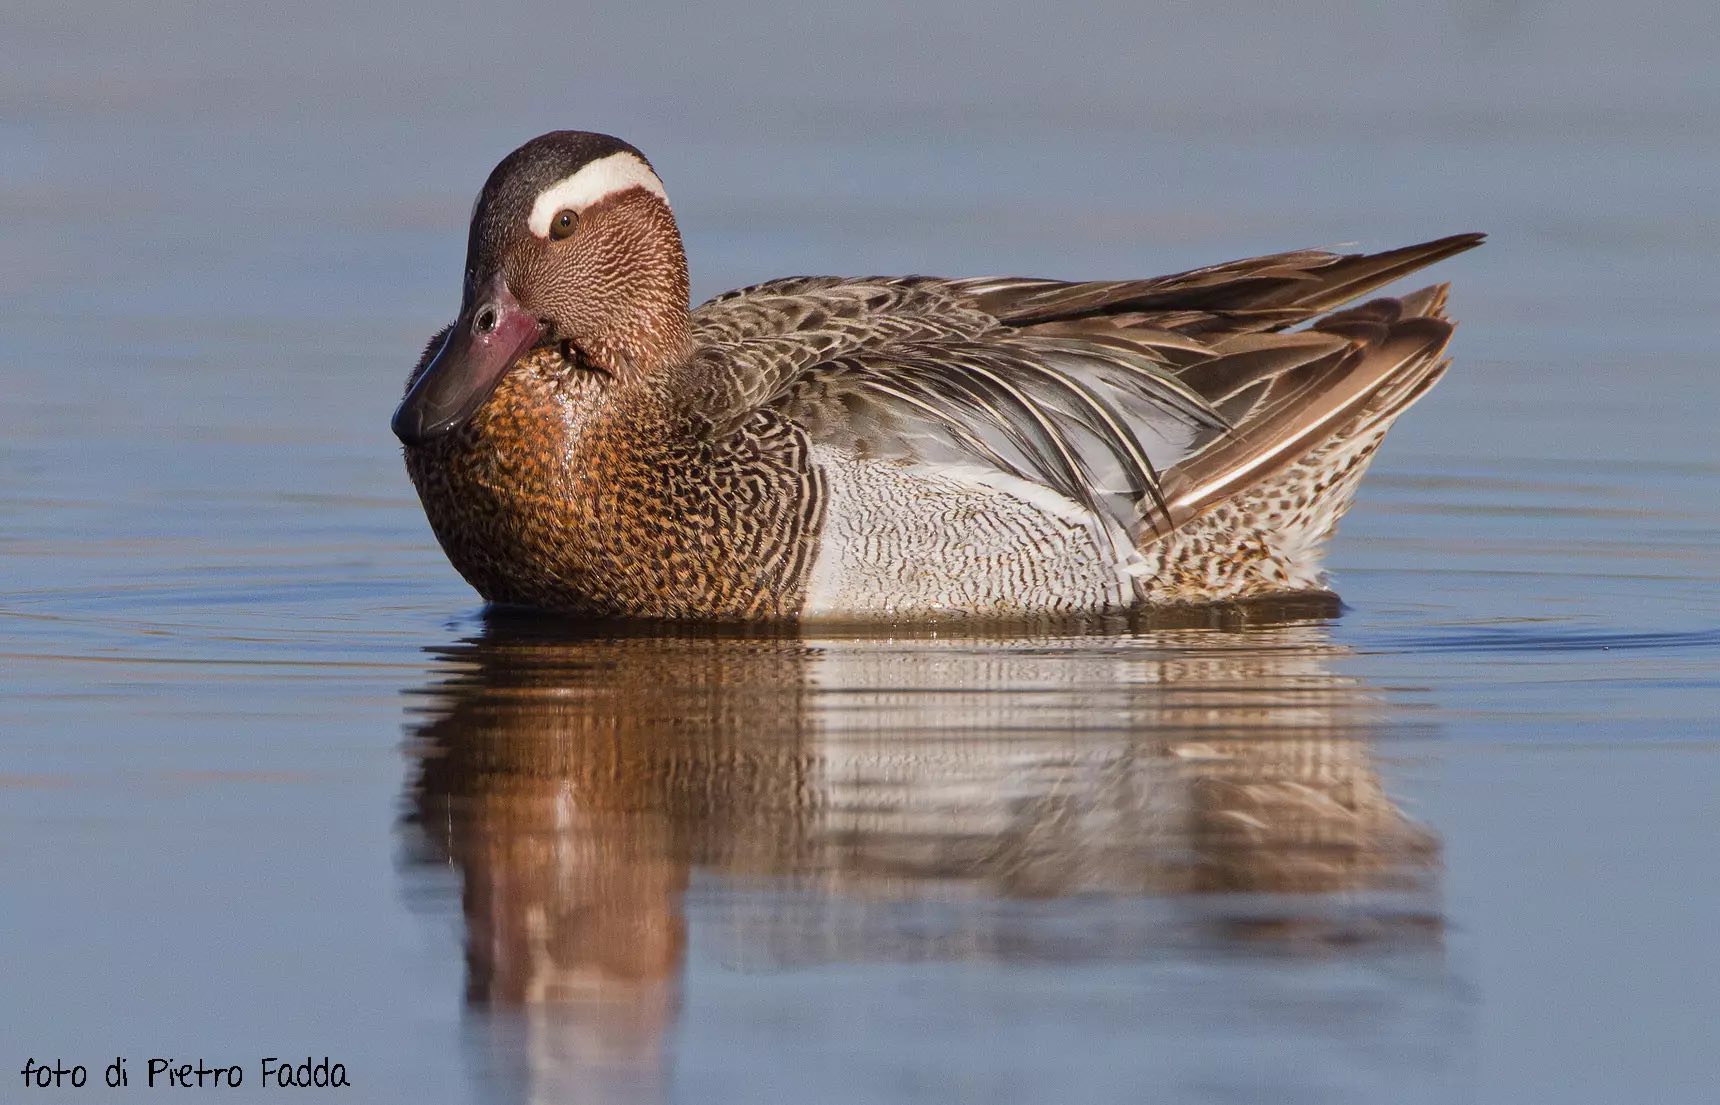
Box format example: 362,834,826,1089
549,209,579,240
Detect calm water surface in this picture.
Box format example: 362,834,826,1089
3,2,1718,1103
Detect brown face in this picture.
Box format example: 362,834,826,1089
392,134,688,447
500,188,689,379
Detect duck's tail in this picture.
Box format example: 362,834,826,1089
1136,286,1457,602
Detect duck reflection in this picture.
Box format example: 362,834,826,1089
400,605,1439,1101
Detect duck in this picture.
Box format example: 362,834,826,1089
393,130,1482,621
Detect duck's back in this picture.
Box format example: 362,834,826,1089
690,234,1481,619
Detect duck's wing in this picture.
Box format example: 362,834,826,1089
689,233,1483,534
946,233,1484,333
691,278,1221,533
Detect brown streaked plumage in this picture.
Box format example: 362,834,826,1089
396,129,1483,620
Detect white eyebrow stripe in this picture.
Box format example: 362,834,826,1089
526,152,668,237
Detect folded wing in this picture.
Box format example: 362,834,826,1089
689,233,1482,537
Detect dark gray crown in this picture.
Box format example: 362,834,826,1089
465,131,652,279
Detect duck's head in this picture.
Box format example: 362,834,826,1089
392,131,690,447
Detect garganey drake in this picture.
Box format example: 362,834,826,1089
394,130,1482,620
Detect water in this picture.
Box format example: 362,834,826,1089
4,1,1719,1102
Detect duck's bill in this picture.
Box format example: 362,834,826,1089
391,280,545,446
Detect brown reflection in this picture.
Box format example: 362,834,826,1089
400,605,1439,1099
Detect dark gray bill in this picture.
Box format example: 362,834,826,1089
391,276,545,446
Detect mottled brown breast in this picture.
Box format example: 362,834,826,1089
404,351,824,619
